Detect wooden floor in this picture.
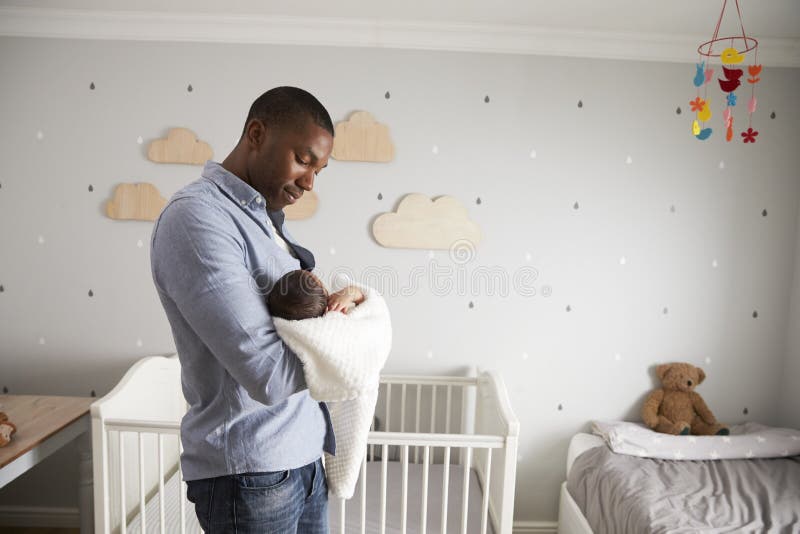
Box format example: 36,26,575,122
0,528,79,534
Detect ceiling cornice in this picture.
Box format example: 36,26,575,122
1,6,798,67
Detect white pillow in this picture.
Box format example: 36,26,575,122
592,420,800,460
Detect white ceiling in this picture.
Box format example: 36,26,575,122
1,0,798,66
4,0,798,38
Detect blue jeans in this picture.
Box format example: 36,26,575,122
186,458,328,533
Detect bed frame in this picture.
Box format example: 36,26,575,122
556,433,604,534
91,355,519,533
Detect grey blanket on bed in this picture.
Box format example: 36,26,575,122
567,445,800,534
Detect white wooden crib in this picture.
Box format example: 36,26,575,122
91,355,519,534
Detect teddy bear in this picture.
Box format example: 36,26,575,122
641,362,729,436
0,412,16,447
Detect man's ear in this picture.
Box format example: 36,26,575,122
696,367,706,385
244,118,267,147
656,364,671,381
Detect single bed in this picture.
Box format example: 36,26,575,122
558,432,800,534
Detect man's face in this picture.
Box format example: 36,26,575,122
245,117,333,210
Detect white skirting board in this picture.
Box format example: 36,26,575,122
514,521,559,533
0,505,80,527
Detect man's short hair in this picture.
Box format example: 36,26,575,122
242,86,334,138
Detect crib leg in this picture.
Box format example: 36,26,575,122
78,431,93,534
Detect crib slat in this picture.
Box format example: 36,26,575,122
340,498,346,534
421,446,430,534
460,447,472,534
119,433,126,534
414,385,421,463
386,383,392,432
480,449,493,534
158,434,165,534
138,433,147,532
400,384,407,433
380,444,388,534
179,441,185,534
445,385,452,434
441,447,450,534
430,386,437,437
401,444,409,534
361,453,367,534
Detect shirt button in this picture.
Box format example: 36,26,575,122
240,199,246,206
255,197,262,204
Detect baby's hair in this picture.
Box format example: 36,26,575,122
268,270,328,320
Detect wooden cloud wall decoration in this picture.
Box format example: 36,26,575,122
284,190,319,220
372,193,481,250
148,127,213,164
331,111,394,162
105,183,167,221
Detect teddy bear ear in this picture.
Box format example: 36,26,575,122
656,364,671,381
697,367,706,384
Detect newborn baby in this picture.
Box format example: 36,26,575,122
267,269,364,320
266,269,392,499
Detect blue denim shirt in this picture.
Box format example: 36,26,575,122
151,161,335,481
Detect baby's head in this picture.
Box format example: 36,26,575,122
268,270,328,320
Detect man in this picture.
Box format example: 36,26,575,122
150,87,335,533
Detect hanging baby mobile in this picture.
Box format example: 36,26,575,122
691,0,761,143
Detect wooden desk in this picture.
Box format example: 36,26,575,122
0,395,94,532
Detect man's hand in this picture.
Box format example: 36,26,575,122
327,286,365,314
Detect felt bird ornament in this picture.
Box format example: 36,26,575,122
720,47,745,64
718,77,741,93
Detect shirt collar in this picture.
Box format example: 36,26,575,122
201,160,264,209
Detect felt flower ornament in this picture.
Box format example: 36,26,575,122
747,64,762,84
741,127,758,143
690,97,706,112
726,92,737,106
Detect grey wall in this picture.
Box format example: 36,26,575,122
781,205,800,429
0,36,799,523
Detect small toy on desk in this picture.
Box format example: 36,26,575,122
0,412,16,447
641,362,729,436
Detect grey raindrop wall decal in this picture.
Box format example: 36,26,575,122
762,209,768,217
468,301,474,309
2,386,7,394
573,201,580,210
676,106,682,115
743,407,749,415
566,305,572,312
0,285,4,292
385,91,391,99
770,111,776,119
91,390,97,397
476,197,482,205
187,84,193,92
558,404,563,411
577,100,583,108
88,185,93,192
663,307,669,315
752,310,758,318
377,193,383,200
89,82,95,90
670,205,677,213
484,95,490,103
88,290,94,297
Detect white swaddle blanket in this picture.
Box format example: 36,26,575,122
273,284,392,499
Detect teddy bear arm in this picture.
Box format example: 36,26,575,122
641,389,665,428
690,391,717,424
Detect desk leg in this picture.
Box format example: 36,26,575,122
78,431,93,534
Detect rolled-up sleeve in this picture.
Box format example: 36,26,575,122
151,197,306,406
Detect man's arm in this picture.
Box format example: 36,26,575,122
151,196,306,406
